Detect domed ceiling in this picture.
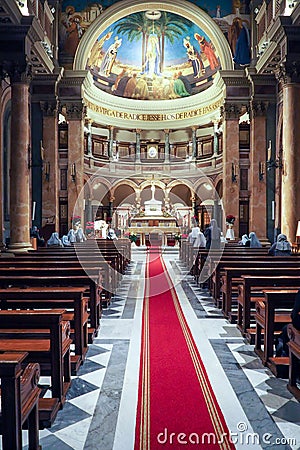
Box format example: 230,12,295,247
86,10,221,100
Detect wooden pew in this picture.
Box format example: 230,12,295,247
212,256,300,305
10,253,121,304
220,266,300,319
287,323,300,401
237,275,300,337
0,274,101,336
0,352,41,450
254,289,297,377
0,286,89,373
0,309,72,427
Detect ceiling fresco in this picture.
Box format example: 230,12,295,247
59,1,251,103
61,0,251,19
86,11,221,100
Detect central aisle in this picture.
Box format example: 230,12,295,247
134,249,235,449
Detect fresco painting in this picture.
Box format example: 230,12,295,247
86,11,221,100
59,1,251,89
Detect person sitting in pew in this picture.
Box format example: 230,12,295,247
249,231,262,248
268,233,292,256
238,234,250,247
47,232,63,247
67,227,77,243
276,289,300,356
62,235,72,247
30,225,45,247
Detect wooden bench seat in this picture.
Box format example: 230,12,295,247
254,290,297,378
0,310,72,427
0,352,41,450
220,266,300,319
236,276,300,337
0,274,101,335
286,324,300,401
0,287,90,373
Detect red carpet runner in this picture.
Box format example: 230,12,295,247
135,250,235,450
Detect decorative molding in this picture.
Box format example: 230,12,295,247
221,102,246,119
250,100,268,117
274,61,300,84
40,100,58,117
0,61,32,84
62,101,87,120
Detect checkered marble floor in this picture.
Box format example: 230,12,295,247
17,250,300,449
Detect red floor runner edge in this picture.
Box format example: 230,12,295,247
134,250,235,450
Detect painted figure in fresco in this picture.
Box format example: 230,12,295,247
172,73,190,97
177,71,192,94
133,75,149,99
228,18,251,66
89,31,113,68
99,36,122,77
111,68,126,92
113,72,131,97
142,34,160,77
123,73,138,98
194,34,219,71
183,37,204,78
62,11,83,57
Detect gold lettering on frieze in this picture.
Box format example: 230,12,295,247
86,99,223,121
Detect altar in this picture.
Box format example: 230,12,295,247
128,216,180,246
127,183,180,246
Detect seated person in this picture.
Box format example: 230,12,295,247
67,228,76,243
30,225,45,247
61,235,71,247
75,225,87,243
249,231,262,248
238,234,250,247
47,232,63,247
268,233,292,256
107,228,118,240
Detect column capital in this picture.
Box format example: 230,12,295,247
250,100,268,118
136,129,141,134
221,102,246,120
2,61,32,84
40,100,58,117
275,61,300,85
62,101,86,120
164,129,170,134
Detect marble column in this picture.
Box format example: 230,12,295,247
40,100,59,231
85,119,93,156
108,126,114,161
213,121,220,156
249,100,267,238
281,83,300,243
65,101,85,227
192,126,197,158
222,103,241,233
164,129,170,162
135,129,141,162
9,69,32,252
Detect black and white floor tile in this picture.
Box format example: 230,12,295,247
18,250,300,449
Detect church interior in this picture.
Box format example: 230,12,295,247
0,0,300,448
